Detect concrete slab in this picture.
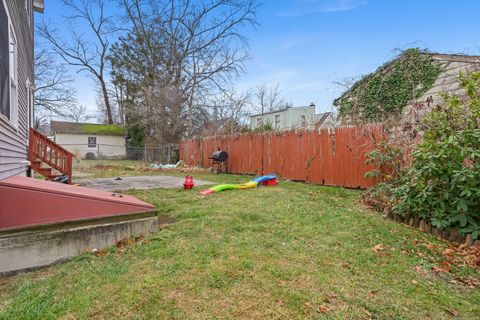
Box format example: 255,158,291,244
75,175,214,191
0,213,161,274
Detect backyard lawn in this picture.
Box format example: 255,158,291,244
1,162,479,319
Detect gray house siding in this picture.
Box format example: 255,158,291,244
401,54,480,120
250,106,317,131
0,0,35,180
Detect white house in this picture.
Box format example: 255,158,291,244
51,121,126,159
249,104,335,131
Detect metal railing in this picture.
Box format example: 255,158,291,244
56,143,179,165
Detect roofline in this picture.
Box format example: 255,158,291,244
53,131,126,137
249,105,315,118
429,53,480,63
333,51,480,106
50,120,126,136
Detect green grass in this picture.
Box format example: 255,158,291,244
72,159,230,181
1,166,479,319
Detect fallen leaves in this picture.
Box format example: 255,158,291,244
92,248,106,257
409,240,480,288
445,308,459,317
450,277,479,288
372,244,386,253
303,301,331,314
318,305,330,314
91,235,145,257
116,235,144,253
449,244,480,269
431,266,450,273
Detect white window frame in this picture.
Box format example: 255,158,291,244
256,117,263,127
88,136,97,148
9,24,17,128
274,114,280,129
0,0,18,128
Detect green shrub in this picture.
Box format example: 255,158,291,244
392,72,480,238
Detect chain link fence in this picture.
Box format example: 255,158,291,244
61,143,179,165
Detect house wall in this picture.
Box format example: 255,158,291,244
402,55,480,120
54,133,126,159
0,0,34,181
250,106,316,130
338,54,480,127
316,113,336,129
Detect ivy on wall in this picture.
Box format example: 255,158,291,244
334,48,443,122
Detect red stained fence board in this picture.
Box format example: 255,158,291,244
179,125,383,189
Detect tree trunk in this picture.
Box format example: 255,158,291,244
188,97,193,137
100,79,113,124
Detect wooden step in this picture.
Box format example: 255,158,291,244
30,160,41,171
37,167,52,177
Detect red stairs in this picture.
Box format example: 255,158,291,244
28,128,74,183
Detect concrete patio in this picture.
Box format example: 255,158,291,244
75,175,213,191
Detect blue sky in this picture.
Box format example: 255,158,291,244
38,0,480,116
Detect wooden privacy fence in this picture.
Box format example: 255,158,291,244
179,125,384,188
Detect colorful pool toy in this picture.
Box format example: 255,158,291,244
200,175,278,195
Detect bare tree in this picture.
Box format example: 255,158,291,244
34,45,76,124
199,88,251,135
253,82,289,115
110,0,258,143
37,0,117,124
60,104,94,123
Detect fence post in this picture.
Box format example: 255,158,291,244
167,144,171,164
97,143,100,166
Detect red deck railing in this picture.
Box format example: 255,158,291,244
28,128,74,183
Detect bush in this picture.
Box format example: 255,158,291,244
392,72,480,238
335,48,443,123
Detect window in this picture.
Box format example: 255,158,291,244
88,136,97,148
9,24,17,127
301,115,306,128
275,114,280,129
0,1,9,120
256,118,263,127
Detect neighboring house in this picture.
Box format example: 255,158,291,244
401,53,480,122
315,112,336,129
250,104,335,131
0,0,43,181
334,51,480,126
51,121,126,159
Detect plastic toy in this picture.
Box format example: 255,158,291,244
200,174,277,195
183,176,195,189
